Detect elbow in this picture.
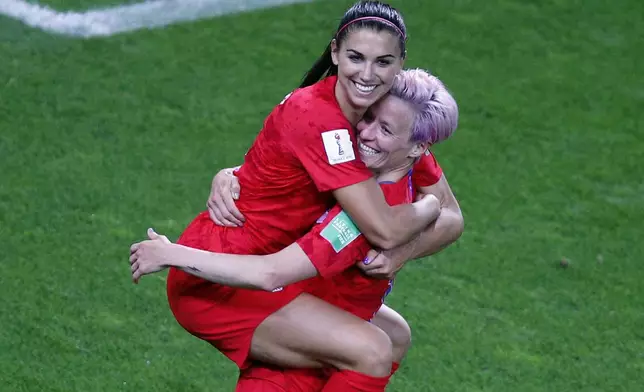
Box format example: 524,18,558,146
364,228,399,251
449,210,465,243
256,263,284,292
365,217,423,250
376,237,399,251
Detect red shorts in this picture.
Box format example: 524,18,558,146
236,363,328,392
166,214,305,369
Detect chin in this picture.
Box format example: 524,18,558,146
349,93,380,110
359,154,373,166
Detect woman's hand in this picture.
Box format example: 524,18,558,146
129,228,172,283
207,168,245,227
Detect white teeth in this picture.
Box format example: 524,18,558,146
359,142,379,155
354,82,376,94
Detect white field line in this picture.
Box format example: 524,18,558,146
0,0,314,37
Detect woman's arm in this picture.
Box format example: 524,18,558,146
208,168,442,251
332,178,441,250
132,174,428,289
408,173,464,258
357,174,464,278
130,229,317,292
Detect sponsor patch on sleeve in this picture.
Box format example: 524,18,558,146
320,210,361,252
321,129,356,165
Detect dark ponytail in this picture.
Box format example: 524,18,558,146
299,1,407,88
300,44,337,88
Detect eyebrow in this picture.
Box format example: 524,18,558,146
346,49,396,60
379,118,392,129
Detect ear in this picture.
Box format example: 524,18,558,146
330,39,339,66
408,142,429,159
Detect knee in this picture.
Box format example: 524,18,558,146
344,326,393,376
388,318,412,363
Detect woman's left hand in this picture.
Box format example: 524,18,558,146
356,248,408,280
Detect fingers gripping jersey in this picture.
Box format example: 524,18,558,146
296,171,415,321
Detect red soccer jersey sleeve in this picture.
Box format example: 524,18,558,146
288,127,373,193
282,77,373,193
295,174,413,278
411,150,443,187
296,205,370,278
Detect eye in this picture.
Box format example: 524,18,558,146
377,59,393,67
381,126,392,135
348,54,363,62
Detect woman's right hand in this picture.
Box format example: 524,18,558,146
207,167,245,227
129,228,172,284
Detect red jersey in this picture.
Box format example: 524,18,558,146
224,76,444,256
296,170,415,322
180,75,443,260
215,76,372,255
168,77,373,359
413,149,443,188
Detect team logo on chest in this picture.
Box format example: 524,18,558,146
322,129,355,165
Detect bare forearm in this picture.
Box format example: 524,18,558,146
359,198,441,251
333,180,441,251
379,208,463,265
160,242,317,291
164,244,273,290
408,208,464,259
385,200,442,249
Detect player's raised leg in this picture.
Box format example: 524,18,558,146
251,293,393,377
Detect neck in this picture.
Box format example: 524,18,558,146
373,161,414,183
335,81,366,126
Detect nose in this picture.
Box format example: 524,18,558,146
359,121,377,140
359,62,374,83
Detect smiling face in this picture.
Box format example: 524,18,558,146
331,28,404,116
356,94,426,174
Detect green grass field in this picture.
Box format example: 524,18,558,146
1,0,643,390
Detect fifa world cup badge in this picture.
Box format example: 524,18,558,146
322,129,355,165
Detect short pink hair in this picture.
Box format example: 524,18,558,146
389,69,459,145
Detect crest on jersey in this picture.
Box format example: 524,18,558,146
322,129,355,165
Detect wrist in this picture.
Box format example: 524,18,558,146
385,237,417,263
161,243,183,268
